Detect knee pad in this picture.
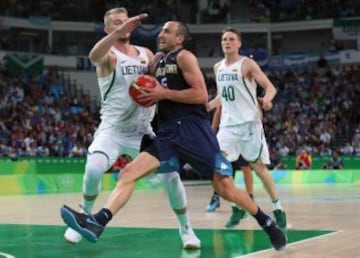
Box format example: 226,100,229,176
83,152,109,196
158,172,187,210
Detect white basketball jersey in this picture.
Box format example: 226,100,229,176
216,57,260,126
97,46,155,127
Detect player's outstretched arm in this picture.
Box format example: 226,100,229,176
89,13,148,66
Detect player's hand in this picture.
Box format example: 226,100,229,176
137,81,167,102
258,97,273,111
115,13,148,36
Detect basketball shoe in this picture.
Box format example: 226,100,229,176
273,209,287,229
225,206,248,228
262,218,287,250
180,227,201,249
60,205,103,243
64,227,82,244
206,194,220,212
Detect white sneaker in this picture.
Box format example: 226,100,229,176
64,227,82,244
180,228,201,249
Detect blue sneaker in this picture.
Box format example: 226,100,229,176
60,205,103,243
206,194,220,212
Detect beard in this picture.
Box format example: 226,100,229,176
158,46,168,53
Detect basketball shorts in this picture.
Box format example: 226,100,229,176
231,155,249,169
88,121,154,166
145,116,233,180
217,121,270,164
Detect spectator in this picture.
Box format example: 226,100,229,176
323,152,344,169
269,148,288,170
68,141,86,157
295,148,312,169
340,142,354,155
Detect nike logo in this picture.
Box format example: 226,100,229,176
86,217,100,227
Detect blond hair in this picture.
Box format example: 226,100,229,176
104,7,128,25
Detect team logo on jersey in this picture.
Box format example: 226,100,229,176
140,59,146,64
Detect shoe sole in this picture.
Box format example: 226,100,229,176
225,223,239,229
183,239,201,249
60,206,98,243
206,204,220,212
184,243,201,249
64,238,79,245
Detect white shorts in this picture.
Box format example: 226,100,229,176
217,121,270,164
88,121,154,165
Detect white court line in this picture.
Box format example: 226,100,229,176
0,252,15,258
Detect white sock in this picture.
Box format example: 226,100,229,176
272,199,283,211
157,172,191,232
177,213,192,233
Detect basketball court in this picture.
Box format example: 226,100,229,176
0,183,358,257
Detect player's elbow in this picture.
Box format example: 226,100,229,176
201,95,209,105
88,52,98,65
197,92,208,105
88,51,103,65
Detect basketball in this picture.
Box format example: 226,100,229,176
129,75,157,107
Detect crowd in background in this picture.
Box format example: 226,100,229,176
0,62,97,158
249,0,360,23
0,58,359,159
263,65,360,158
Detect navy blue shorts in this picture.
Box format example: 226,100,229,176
232,155,249,169
145,116,232,180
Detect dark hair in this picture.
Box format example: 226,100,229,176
222,26,241,40
175,22,190,42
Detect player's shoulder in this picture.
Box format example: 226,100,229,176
132,45,151,54
176,49,198,65
242,56,258,68
177,48,194,58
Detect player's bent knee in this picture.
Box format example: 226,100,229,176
84,163,103,181
158,172,187,209
83,153,109,194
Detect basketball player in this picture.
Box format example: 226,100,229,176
60,20,286,251
63,8,200,249
210,26,287,229
207,103,254,228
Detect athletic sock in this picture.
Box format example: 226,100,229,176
94,208,113,227
178,213,191,233
272,199,283,210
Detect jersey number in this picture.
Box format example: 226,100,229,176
221,85,235,101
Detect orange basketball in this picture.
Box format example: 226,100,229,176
129,75,157,107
